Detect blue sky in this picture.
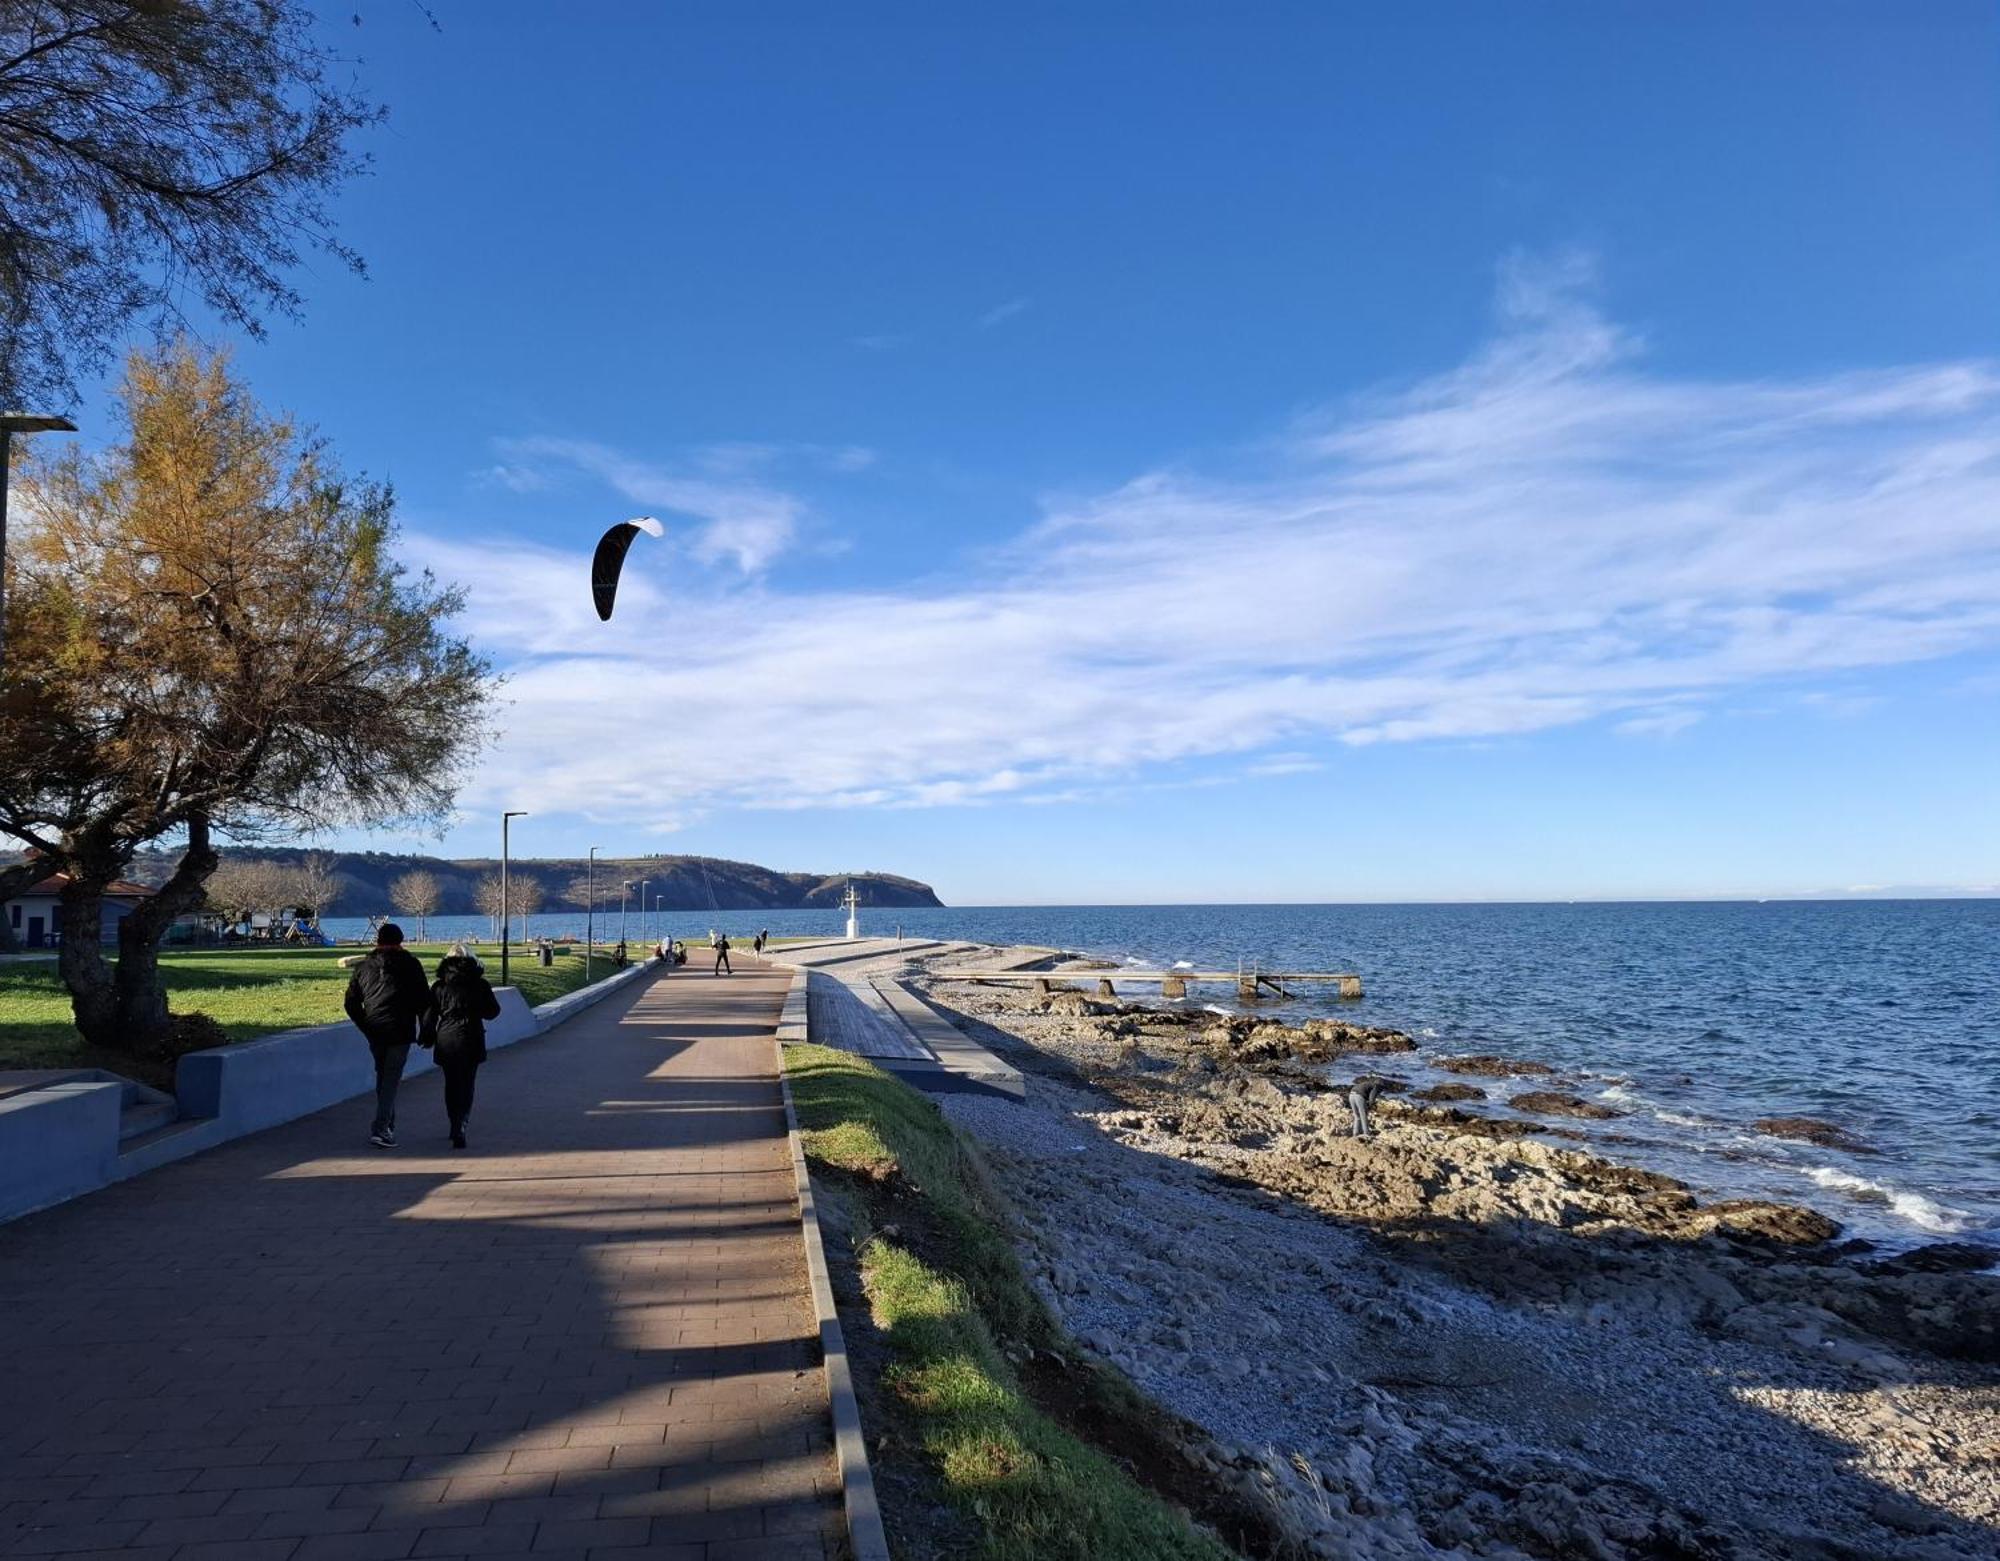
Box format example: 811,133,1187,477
59,1,2000,901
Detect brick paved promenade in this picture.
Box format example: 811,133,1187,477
0,959,845,1561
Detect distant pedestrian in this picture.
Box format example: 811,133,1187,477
754,929,768,956
713,933,732,975
343,923,431,1148
424,945,501,1150
708,927,719,948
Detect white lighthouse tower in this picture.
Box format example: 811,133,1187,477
842,882,861,941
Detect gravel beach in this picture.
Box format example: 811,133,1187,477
912,962,2000,1560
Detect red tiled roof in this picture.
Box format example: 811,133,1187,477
12,873,154,899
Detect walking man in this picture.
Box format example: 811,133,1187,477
343,923,431,1148
713,931,733,976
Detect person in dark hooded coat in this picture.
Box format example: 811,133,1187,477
426,944,501,1149
343,923,430,1148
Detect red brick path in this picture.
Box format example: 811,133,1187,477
0,959,844,1561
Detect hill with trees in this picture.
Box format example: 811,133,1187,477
109,849,944,916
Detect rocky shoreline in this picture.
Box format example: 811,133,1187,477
913,961,2000,1559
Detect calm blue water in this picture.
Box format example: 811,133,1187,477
326,901,2000,1250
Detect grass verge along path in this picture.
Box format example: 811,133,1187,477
0,942,631,1086
784,1041,1258,1561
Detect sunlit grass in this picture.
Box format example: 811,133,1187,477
0,942,627,1080
784,1042,1230,1561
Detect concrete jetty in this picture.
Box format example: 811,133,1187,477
769,939,1024,1099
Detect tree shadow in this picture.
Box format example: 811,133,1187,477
0,972,845,1557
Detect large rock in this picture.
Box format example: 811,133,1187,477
1751,1116,1876,1154
1411,1082,1485,1102
1435,1054,1555,1077
1510,1090,1622,1120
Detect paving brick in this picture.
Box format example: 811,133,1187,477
108,1491,233,1522
186,1468,309,1496
407,1527,534,1558
249,1509,377,1541
173,1540,308,1561
133,1513,262,1548
4,1520,150,1555
0,966,843,1561
290,1533,416,1561
219,1489,337,1518
524,1521,646,1554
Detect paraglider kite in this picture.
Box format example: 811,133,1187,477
591,516,663,621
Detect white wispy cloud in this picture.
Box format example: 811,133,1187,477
498,437,805,573
425,258,2000,820
474,463,550,494
978,296,1031,328
488,438,879,574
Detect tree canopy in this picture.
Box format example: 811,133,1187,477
0,339,491,1045
0,0,381,406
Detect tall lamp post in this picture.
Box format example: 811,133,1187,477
585,846,600,980
620,881,632,950
1,412,78,657
500,810,527,986
637,879,650,950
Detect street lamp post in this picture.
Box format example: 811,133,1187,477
585,846,600,981
620,881,631,951
1,412,78,659
500,810,527,986
637,880,650,950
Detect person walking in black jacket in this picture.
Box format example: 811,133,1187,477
426,945,501,1150
713,932,732,975
342,924,431,1148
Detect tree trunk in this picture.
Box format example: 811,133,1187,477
58,818,219,1052
110,818,219,1050
59,871,119,1047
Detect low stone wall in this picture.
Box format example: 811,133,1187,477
175,988,539,1140
0,958,657,1224
0,1079,123,1224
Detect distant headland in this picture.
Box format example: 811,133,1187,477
112,848,944,915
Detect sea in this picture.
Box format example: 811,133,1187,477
323,900,1999,1253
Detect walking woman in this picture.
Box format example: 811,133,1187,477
427,944,501,1149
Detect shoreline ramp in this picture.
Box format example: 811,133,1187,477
0,961,848,1559
776,940,1024,1099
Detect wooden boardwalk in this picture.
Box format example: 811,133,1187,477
0,960,844,1561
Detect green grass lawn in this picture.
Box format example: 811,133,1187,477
784,1042,1241,1561
0,942,633,1085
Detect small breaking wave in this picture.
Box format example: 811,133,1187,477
1806,1166,1974,1235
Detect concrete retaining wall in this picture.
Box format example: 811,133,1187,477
0,1080,123,1224
0,957,657,1225
175,988,539,1140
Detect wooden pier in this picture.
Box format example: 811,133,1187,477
935,967,1364,1001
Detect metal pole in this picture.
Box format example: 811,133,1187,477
621,881,630,950
500,810,527,986
638,880,650,949
586,846,597,980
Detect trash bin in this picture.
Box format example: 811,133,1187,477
537,943,553,966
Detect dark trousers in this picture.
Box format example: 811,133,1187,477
714,948,731,974
440,1056,479,1130
369,1041,410,1135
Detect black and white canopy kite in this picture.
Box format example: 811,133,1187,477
591,516,664,621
